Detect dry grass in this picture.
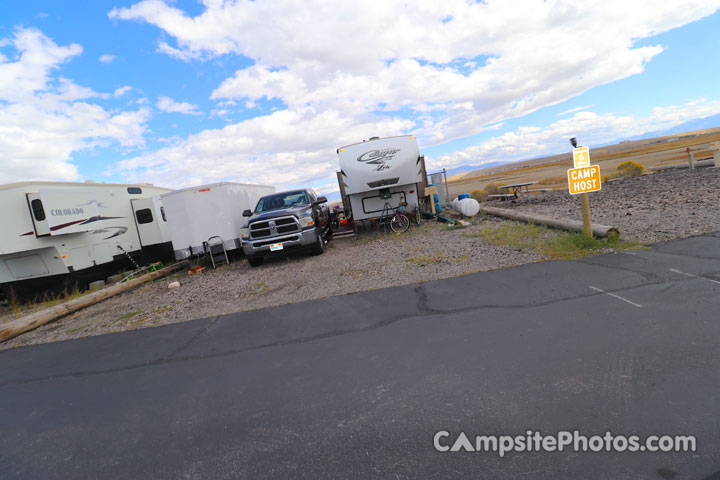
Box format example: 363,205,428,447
464,222,643,260
2,285,86,323
405,252,469,266
538,176,565,185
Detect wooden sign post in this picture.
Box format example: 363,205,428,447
568,147,601,239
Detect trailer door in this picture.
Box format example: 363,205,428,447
131,198,164,247
25,193,51,236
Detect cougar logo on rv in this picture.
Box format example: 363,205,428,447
357,149,400,171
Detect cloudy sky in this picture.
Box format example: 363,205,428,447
2,1,720,194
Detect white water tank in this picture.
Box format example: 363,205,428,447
452,197,480,217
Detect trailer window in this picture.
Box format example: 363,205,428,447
160,206,167,222
31,199,46,221
127,187,143,195
135,208,154,224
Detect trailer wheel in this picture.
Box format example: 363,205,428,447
247,255,264,267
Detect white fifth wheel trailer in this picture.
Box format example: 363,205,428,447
0,181,173,297
160,182,275,260
336,135,427,221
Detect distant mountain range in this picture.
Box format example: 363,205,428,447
629,113,720,141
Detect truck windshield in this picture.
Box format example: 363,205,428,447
255,191,309,212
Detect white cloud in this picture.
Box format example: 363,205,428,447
558,105,595,116
106,0,720,192
110,0,720,144
313,182,341,196
0,27,82,102
114,85,132,96
99,54,116,64
156,96,201,115
429,98,720,171
0,28,150,184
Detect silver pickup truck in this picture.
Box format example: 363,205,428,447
240,189,332,267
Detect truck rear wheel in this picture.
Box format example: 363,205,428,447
247,255,264,267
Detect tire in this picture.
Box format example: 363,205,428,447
390,213,410,233
414,207,421,225
246,255,264,267
311,229,325,255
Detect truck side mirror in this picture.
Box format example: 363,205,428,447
242,209,252,217
313,196,328,205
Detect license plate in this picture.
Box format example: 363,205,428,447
269,243,283,251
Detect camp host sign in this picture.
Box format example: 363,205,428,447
567,165,601,195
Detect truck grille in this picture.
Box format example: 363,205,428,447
249,216,301,239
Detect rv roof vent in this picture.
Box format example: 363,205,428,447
368,136,380,141
84,180,98,183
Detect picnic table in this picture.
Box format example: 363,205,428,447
497,181,538,202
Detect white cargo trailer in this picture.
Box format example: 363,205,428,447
336,135,426,221
160,182,275,260
0,181,173,297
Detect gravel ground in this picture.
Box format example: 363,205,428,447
2,167,718,349
1,220,541,349
511,167,720,244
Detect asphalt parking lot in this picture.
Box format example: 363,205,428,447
2,233,720,479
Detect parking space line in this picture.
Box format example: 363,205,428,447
588,286,643,308
669,269,720,285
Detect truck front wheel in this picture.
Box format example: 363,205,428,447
325,225,333,242
311,229,325,255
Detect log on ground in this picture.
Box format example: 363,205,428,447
479,205,620,239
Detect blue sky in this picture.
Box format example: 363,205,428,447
1,1,720,194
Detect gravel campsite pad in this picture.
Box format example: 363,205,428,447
2,167,719,349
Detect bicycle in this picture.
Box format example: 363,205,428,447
377,201,410,234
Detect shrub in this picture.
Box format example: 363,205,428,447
470,189,488,202
484,183,500,195
616,161,644,177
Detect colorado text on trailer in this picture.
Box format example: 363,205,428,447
336,135,427,222
0,181,173,298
